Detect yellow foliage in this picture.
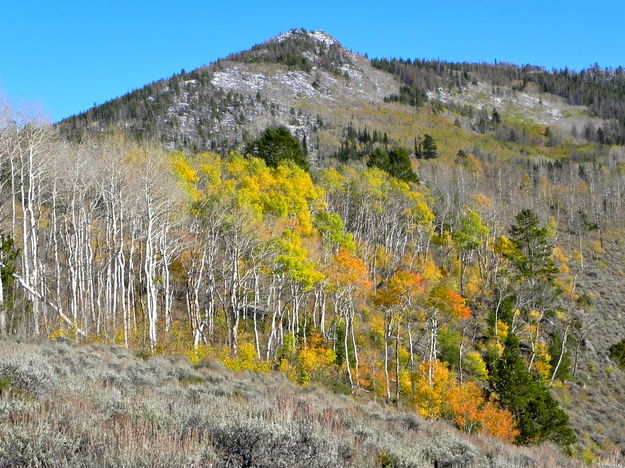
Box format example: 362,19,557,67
464,351,488,379
496,320,509,343
494,235,517,259
298,346,336,375
170,152,201,200
533,342,552,380
552,245,569,264
48,321,79,340
471,193,492,212
590,239,605,255
186,343,212,366
399,368,412,394
545,216,558,240
368,313,385,342
421,258,442,282
486,341,505,359
572,249,584,264
464,269,484,299
222,342,271,373
412,360,452,418
278,358,298,382
413,202,435,226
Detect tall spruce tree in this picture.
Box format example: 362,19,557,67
489,333,575,446
421,134,438,159
506,209,557,281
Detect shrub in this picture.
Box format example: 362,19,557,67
608,338,625,369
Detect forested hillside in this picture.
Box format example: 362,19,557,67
3,29,625,465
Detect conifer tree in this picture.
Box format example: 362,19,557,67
421,134,438,159
489,333,575,446
246,126,309,170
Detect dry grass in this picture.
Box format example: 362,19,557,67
0,338,593,467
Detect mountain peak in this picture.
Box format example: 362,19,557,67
226,28,353,73
272,29,342,48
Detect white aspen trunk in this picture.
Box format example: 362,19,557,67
395,316,401,405
191,250,206,348
159,224,175,334
349,296,359,387
428,312,438,387
0,260,85,336
383,309,391,401
550,325,569,387
253,270,261,359
266,275,283,360
343,309,353,392
229,244,240,354
144,209,158,351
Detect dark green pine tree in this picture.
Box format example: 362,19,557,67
387,147,419,183
421,134,438,159
246,126,309,170
506,209,557,281
367,147,419,183
489,333,575,446
609,338,625,369
367,148,390,173
492,108,501,125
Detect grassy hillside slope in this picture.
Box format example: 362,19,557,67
0,338,590,467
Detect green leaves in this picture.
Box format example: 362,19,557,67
274,230,324,290
452,210,489,253
313,211,354,250
609,338,625,369
0,233,18,295
246,126,309,171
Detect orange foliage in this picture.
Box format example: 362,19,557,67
429,286,472,320
413,361,518,442
447,381,483,433
478,397,520,443
445,289,472,320
372,270,426,308
328,247,370,290
446,381,518,442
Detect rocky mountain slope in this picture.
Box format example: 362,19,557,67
58,29,399,164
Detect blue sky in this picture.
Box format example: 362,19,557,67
2,0,624,122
